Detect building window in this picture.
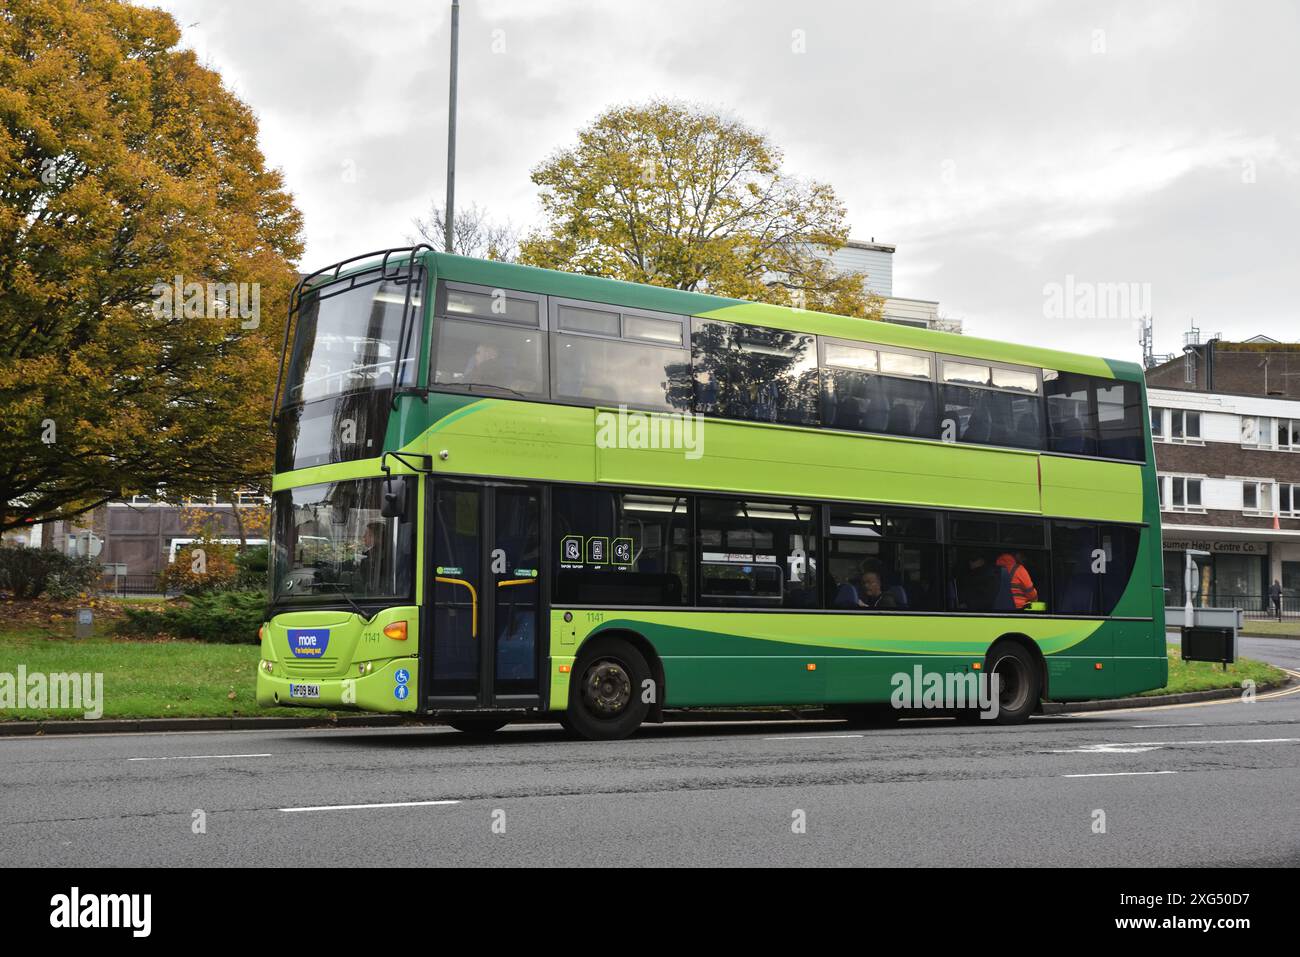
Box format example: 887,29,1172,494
1241,481,1273,515
1151,406,1165,440
1169,409,1201,443
1281,484,1299,516
1279,419,1300,451
1166,475,1204,512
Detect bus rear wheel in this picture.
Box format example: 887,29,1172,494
447,717,509,735
566,639,651,741
985,642,1041,724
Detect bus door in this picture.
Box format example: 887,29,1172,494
426,482,543,710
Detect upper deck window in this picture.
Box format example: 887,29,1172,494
283,269,422,407
432,281,548,398
939,359,1043,450
820,339,936,439
692,318,818,426
551,300,691,411
1045,372,1145,462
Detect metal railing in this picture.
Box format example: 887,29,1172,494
1193,593,1300,621
97,574,179,598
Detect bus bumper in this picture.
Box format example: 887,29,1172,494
256,657,420,713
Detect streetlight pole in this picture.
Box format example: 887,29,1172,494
444,0,459,254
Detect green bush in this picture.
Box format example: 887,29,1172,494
119,589,267,643
0,544,101,600
234,543,269,592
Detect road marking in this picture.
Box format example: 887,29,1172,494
279,799,460,813
1048,737,1299,754
1132,723,1205,728
1063,771,1179,778
764,734,865,741
128,753,273,761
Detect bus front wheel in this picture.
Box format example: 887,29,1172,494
566,639,651,741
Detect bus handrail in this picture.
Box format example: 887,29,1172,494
435,576,477,638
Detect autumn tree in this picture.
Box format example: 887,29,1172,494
519,101,882,318
0,0,303,534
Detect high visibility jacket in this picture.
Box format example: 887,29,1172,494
996,554,1038,609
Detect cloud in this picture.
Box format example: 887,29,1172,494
148,0,1300,361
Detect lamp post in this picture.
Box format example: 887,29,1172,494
444,0,460,254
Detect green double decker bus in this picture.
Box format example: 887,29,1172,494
257,245,1166,739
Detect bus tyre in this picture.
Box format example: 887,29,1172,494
567,639,651,741
985,643,1041,725
447,717,509,735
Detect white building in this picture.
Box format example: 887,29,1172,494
827,239,963,334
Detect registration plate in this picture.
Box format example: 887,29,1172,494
289,683,320,699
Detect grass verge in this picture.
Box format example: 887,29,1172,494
0,616,334,721
1145,645,1287,696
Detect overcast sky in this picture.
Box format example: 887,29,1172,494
149,0,1299,363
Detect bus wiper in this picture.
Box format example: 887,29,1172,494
317,578,370,622
457,382,528,399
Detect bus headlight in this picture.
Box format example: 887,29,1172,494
260,660,274,674
358,661,373,675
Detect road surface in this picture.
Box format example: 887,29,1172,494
1,636,1296,867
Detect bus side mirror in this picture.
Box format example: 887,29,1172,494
381,477,408,520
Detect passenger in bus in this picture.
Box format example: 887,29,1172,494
957,555,1015,612
833,565,906,610
459,342,501,384
858,569,901,609
996,552,1039,610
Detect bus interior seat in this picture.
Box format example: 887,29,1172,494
832,581,859,608
886,402,915,435
1012,411,1039,447
963,406,992,443
862,396,889,432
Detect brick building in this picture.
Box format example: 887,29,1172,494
1146,337,1300,610
42,491,266,589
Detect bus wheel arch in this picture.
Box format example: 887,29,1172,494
564,630,663,740
577,629,665,723
984,634,1046,723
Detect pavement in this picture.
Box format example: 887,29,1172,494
1,635,1296,867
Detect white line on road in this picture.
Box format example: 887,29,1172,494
1063,771,1179,778
763,734,865,741
279,800,460,813
128,753,273,761
1048,737,1300,754
1132,723,1205,728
